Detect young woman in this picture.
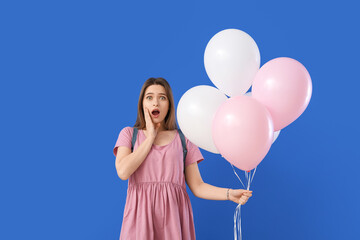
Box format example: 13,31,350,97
113,77,252,240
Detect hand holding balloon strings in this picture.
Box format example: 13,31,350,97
229,188,253,205
230,164,257,240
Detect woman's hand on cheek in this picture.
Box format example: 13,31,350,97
144,106,160,139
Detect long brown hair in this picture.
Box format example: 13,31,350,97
133,77,177,130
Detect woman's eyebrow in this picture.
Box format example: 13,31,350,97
145,92,166,96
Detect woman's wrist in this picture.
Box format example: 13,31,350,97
226,188,232,201
148,134,156,141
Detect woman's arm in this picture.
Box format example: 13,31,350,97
116,107,161,180
185,162,252,205
115,135,155,180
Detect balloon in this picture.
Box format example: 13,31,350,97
244,91,252,97
177,85,228,153
204,29,260,97
273,130,280,143
245,91,281,144
252,57,312,131
212,95,274,171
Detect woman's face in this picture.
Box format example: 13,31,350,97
142,84,169,126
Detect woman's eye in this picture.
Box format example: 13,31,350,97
146,96,165,100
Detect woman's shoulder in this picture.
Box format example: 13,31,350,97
176,128,188,140
121,126,133,131
118,126,136,136
168,129,179,136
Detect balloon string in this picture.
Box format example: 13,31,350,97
251,167,257,183
233,167,257,240
234,203,241,240
247,172,251,190
231,164,245,188
244,171,250,190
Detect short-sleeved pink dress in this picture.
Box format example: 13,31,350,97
113,126,204,240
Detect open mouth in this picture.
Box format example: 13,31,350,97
152,110,160,116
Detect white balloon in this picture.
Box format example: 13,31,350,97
245,91,281,144
273,130,281,144
244,91,252,97
204,29,260,97
177,85,228,153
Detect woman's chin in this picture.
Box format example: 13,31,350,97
153,117,164,123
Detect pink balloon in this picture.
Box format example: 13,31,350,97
252,57,312,131
212,95,274,171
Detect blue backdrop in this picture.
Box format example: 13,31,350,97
1,0,359,239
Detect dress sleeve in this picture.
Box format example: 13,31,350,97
184,137,204,169
113,126,133,157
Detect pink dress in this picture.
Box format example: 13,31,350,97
113,126,204,240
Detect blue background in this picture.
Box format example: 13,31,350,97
1,0,359,239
